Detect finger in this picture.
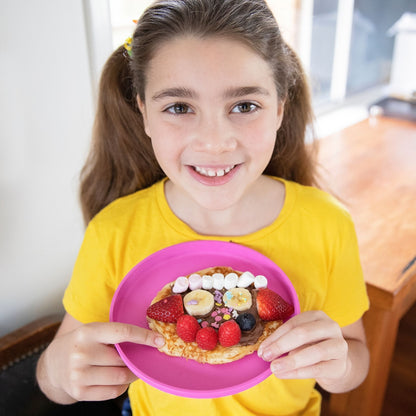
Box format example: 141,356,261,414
81,344,126,367
259,310,330,351
271,357,347,380
86,322,165,348
71,364,138,389
69,383,130,402
259,316,341,362
270,338,347,375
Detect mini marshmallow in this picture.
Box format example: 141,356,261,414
172,276,189,293
212,273,225,290
237,271,255,288
224,273,238,289
188,273,203,290
254,275,268,289
202,275,214,290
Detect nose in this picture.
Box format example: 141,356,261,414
191,114,237,154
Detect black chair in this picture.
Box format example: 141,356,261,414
0,315,124,416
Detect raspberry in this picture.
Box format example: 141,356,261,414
196,327,218,350
218,320,241,347
176,315,200,342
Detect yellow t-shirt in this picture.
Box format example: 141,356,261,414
63,177,369,416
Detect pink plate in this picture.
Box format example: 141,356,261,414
110,240,299,398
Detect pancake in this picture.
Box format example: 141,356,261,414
146,266,283,364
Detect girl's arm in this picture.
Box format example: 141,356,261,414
36,313,165,404
258,311,369,393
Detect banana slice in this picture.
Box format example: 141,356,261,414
223,288,252,311
183,289,215,316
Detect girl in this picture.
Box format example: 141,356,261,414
36,0,369,415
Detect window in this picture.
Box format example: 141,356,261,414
307,0,416,107
309,0,340,105
347,0,416,96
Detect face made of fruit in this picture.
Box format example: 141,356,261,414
137,35,284,224
146,271,294,351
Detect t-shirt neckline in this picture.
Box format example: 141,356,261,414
155,176,296,242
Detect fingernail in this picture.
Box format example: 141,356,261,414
154,335,165,347
260,348,273,361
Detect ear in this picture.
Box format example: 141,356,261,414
276,101,285,131
137,96,151,137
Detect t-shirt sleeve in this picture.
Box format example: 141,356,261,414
323,211,369,327
63,221,115,323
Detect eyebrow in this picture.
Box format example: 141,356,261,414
152,87,196,101
151,86,270,101
223,86,270,99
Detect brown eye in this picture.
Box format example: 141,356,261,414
166,103,190,114
232,102,258,114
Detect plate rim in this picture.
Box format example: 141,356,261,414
110,240,299,398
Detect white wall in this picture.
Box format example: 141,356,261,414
0,0,111,336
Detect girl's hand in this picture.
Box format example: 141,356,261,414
37,314,165,403
257,311,369,392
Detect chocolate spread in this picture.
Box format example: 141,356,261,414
175,285,265,346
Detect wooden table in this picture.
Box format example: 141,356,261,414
317,116,416,416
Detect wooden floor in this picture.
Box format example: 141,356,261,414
381,302,416,416
322,302,416,415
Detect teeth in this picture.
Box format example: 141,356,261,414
194,165,235,177
195,166,206,175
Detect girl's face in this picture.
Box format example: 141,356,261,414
138,36,283,212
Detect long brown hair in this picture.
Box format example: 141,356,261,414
80,0,317,224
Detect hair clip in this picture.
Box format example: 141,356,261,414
124,36,133,57
123,20,137,58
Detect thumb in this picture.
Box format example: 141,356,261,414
95,322,165,348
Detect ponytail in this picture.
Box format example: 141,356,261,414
264,45,317,187
79,47,164,224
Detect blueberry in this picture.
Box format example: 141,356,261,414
236,313,256,331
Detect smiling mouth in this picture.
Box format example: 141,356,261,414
193,165,236,177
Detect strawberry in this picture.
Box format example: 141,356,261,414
256,288,294,321
196,327,218,350
218,320,241,347
176,315,200,342
146,294,184,323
